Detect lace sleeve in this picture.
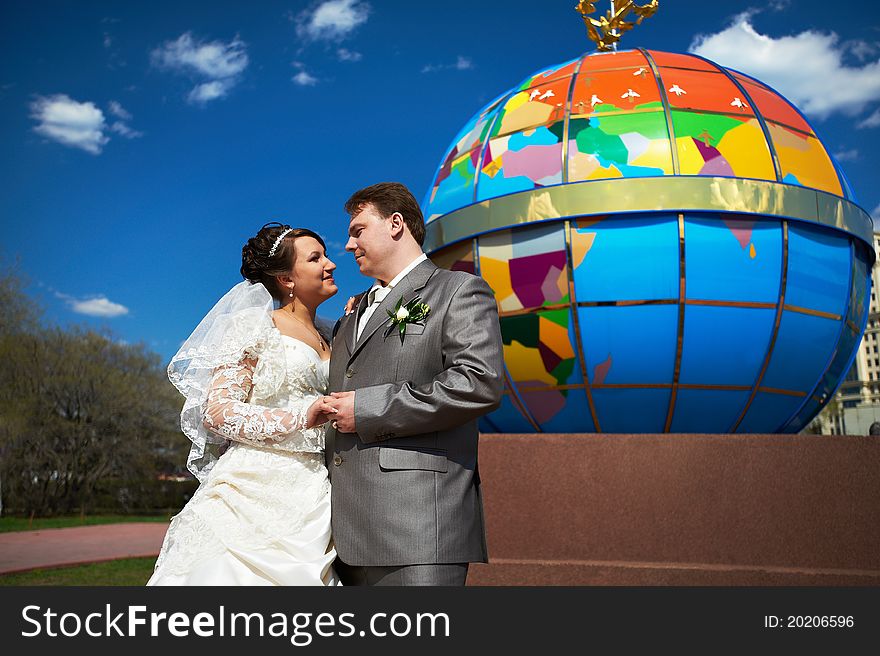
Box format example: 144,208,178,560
203,352,309,446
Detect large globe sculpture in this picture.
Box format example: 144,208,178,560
422,49,875,434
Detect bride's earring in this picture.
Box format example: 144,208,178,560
289,283,295,298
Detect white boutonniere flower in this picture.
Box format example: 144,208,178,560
386,296,430,343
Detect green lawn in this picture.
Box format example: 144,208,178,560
0,514,172,533
0,558,156,586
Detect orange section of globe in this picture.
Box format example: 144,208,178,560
648,51,717,71
523,59,580,89
479,257,515,303
738,79,812,134
570,229,596,269
572,68,661,115
539,316,575,360
660,68,756,116
579,49,648,72
496,77,571,136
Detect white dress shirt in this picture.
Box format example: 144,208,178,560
356,253,428,341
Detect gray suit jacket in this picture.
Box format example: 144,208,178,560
326,258,503,566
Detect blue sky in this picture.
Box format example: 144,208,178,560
2,0,879,362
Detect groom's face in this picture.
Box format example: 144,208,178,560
346,203,394,280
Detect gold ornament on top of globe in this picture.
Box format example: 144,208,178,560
576,0,659,51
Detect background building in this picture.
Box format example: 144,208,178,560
815,232,880,434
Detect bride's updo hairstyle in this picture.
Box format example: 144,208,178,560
241,222,327,301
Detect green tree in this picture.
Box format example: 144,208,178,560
0,268,189,516
0,261,40,335
0,262,41,514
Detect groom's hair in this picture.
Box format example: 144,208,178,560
344,182,425,246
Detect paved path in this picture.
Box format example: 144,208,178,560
0,523,168,574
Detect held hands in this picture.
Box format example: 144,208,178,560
306,396,338,429
327,391,356,433
306,392,356,431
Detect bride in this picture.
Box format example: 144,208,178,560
148,223,342,586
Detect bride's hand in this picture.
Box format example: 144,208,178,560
343,293,364,316
306,396,338,428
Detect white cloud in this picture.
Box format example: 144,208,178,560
102,26,126,69
151,32,248,104
56,292,129,318
845,40,879,62
30,94,109,154
859,108,880,129
71,297,129,317
292,70,318,86
422,56,473,74
833,148,859,162
108,100,131,120
324,239,348,256
291,61,319,86
297,0,370,41
152,32,248,78
106,101,142,139
690,14,880,120
188,79,234,102
337,48,362,62
109,121,143,139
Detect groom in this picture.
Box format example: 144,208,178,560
324,182,504,586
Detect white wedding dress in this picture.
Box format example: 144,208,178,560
148,332,338,586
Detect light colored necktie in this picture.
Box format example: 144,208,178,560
358,285,392,340
368,286,391,306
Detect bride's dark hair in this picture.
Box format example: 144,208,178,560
241,222,327,300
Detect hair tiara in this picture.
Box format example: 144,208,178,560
268,228,293,257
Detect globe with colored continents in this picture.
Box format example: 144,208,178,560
422,49,874,434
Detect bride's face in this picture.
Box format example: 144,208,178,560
290,236,338,302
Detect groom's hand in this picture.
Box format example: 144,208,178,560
328,391,356,433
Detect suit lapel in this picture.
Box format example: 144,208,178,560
349,292,370,354
332,293,367,357
348,259,437,364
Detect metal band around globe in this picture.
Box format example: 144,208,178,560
423,177,875,260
